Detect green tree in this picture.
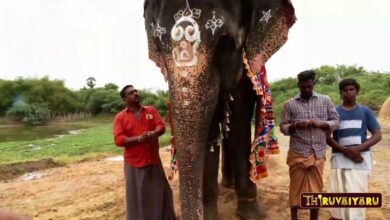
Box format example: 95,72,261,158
138,89,168,117
86,77,96,89
104,83,119,91
0,77,81,117
271,65,390,122
86,89,123,115
0,79,16,115
7,102,51,126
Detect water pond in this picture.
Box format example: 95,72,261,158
0,123,88,142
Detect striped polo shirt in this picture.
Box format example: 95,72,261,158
331,104,381,170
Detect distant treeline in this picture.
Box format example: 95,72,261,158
271,65,390,123
0,77,167,125
1,65,389,125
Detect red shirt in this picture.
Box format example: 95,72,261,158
113,106,165,167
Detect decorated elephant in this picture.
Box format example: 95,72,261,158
143,0,295,219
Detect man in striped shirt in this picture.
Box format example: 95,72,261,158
280,70,340,220
327,79,382,220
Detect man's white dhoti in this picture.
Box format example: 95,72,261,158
328,169,371,220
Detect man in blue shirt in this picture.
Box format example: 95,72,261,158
327,78,382,220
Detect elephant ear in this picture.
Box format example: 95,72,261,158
144,0,169,81
245,0,296,74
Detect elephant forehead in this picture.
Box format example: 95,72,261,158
150,6,228,48
145,0,295,88
172,17,198,29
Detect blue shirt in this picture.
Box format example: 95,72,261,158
331,104,381,170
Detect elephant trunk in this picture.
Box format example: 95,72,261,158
168,65,220,220
175,116,207,220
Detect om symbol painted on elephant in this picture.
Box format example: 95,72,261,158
171,3,202,67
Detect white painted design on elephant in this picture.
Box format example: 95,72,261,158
150,23,167,42
259,9,272,23
205,11,224,36
171,1,201,67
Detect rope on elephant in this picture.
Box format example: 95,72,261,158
243,53,279,182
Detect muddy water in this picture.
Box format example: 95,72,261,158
0,124,86,142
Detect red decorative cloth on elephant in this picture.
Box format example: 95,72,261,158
243,54,279,182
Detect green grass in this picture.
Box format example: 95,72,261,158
0,123,172,166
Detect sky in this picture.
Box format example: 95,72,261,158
1,0,390,91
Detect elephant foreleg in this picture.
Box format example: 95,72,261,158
202,142,220,220
202,96,224,220
222,74,266,219
221,138,235,189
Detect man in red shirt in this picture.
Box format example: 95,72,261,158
113,85,176,220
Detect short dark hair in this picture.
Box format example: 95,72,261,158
120,85,134,98
339,78,360,93
297,70,316,82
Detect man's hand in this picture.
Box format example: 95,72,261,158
295,119,326,130
341,147,364,163
308,119,325,129
138,131,160,143
294,121,311,130
138,132,149,143
348,146,364,163
148,130,159,139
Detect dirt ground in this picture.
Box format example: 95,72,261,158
0,127,389,220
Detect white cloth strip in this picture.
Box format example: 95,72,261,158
339,136,362,146
339,120,362,130
331,151,372,170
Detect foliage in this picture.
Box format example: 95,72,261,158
104,83,119,91
0,77,80,117
270,65,390,123
86,89,123,115
0,77,169,125
139,89,168,116
6,102,51,126
3,65,386,126
74,86,168,116
86,77,96,89
0,80,17,116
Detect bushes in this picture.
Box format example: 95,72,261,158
139,90,168,117
7,102,51,126
3,65,387,126
359,90,389,112
0,77,81,116
86,89,123,115
76,87,168,117
0,78,170,125
271,65,390,122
